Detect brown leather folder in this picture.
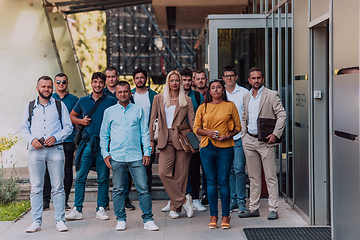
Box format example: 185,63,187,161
257,118,282,143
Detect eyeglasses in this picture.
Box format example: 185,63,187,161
56,80,67,85
223,74,235,78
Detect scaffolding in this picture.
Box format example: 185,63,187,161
106,4,200,84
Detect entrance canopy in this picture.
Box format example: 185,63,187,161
45,0,151,14
45,0,252,29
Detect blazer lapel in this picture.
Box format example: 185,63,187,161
159,96,167,126
172,102,181,124
258,88,268,116
244,94,251,124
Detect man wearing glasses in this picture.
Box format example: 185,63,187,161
43,73,79,211
222,66,249,214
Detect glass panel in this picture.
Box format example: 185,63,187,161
218,28,265,88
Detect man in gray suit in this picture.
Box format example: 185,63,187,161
238,67,286,220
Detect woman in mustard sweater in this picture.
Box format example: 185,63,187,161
193,79,241,229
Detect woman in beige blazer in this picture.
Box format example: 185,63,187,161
149,70,195,219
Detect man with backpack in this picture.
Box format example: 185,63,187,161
42,73,79,211
20,76,73,233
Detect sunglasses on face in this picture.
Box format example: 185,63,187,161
56,80,67,85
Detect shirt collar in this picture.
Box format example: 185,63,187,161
36,96,54,106
118,102,133,110
226,84,241,94
187,89,193,96
104,87,116,94
250,86,264,98
53,92,69,99
90,92,106,100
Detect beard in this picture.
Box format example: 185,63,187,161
184,85,191,91
93,88,104,94
136,82,146,88
39,91,52,99
252,83,263,90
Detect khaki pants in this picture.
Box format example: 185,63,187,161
242,134,279,212
158,140,191,212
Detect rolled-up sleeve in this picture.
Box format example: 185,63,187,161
193,104,203,135
53,102,73,142
140,108,151,157
20,104,36,143
230,102,241,132
149,95,159,141
100,109,111,159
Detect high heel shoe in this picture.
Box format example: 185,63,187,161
208,216,218,229
221,216,231,229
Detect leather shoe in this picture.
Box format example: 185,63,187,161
238,209,260,218
267,211,278,220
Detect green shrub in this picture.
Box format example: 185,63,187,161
0,200,31,221
0,171,20,205
0,134,20,153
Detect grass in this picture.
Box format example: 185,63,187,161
0,200,31,221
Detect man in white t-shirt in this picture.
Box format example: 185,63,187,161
131,68,157,193
222,66,249,214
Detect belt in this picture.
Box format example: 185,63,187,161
44,143,63,148
247,131,258,138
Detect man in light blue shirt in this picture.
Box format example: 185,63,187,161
100,81,159,231
20,76,72,233
223,66,249,214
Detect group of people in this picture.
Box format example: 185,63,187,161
20,65,286,233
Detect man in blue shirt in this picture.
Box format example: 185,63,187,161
105,67,135,211
100,81,159,231
20,76,73,233
66,72,117,221
43,73,79,211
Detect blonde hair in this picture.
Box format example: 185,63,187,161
163,70,188,108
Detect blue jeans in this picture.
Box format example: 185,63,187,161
111,159,153,223
28,145,65,224
74,142,109,212
229,138,247,203
200,141,234,217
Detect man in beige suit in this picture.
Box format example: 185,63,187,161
238,67,286,220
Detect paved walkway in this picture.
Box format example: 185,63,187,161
0,199,308,240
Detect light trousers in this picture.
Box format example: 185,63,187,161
242,134,279,212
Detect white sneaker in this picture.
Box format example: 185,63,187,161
56,221,68,232
96,207,109,220
116,221,126,231
169,211,180,219
26,221,41,233
182,194,193,218
65,207,83,220
193,199,206,212
162,201,170,212
144,220,159,231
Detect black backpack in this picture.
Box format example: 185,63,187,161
194,91,201,106
28,99,63,129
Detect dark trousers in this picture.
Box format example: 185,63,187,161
186,152,201,199
43,142,75,204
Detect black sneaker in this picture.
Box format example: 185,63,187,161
200,196,209,206
105,202,110,211
43,202,50,211
238,209,260,218
125,199,135,210
65,203,71,210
